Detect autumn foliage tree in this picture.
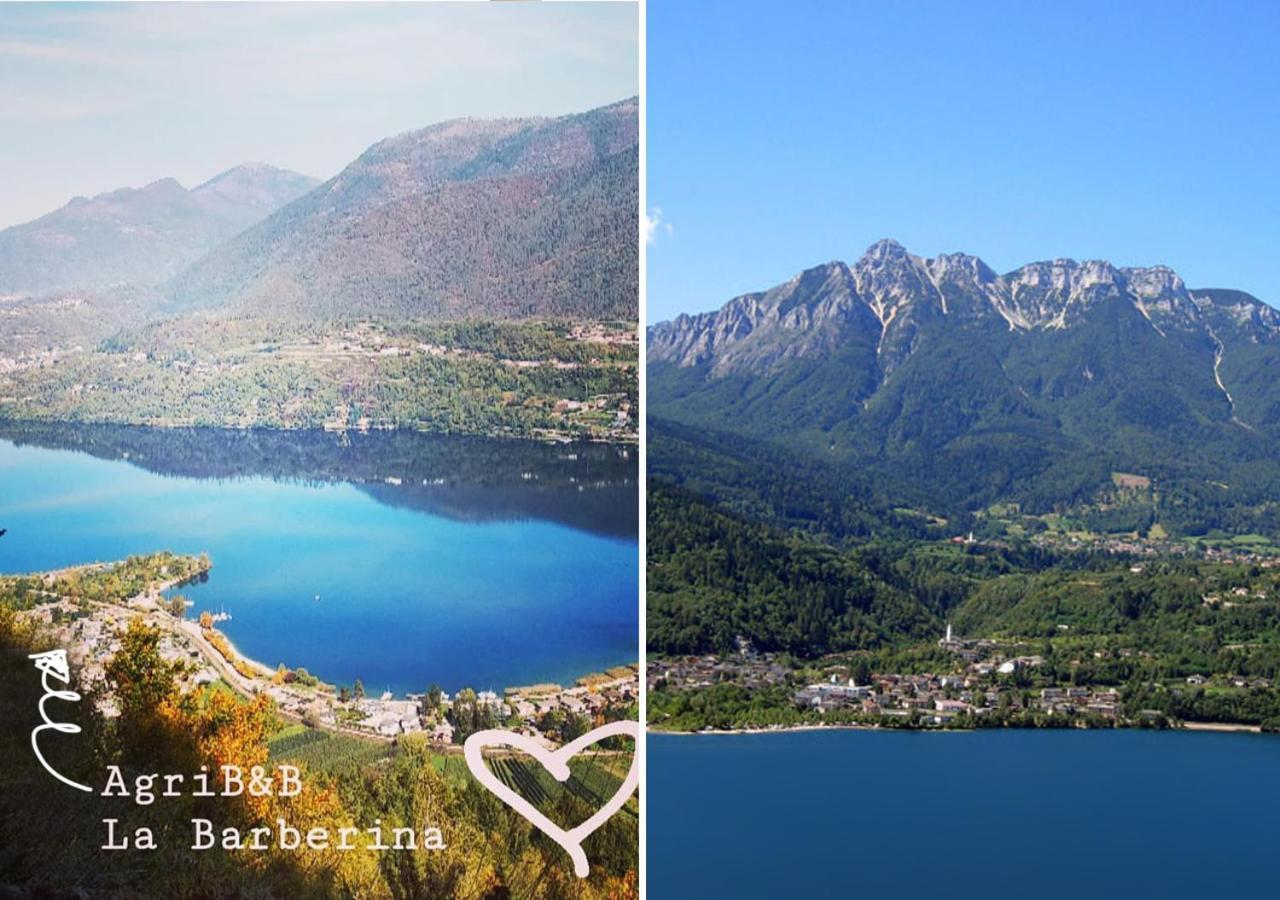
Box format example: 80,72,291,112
104,618,194,765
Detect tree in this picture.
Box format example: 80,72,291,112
538,709,567,742
193,691,277,819
166,594,187,618
562,712,592,742
104,619,189,763
449,688,496,742
353,678,365,699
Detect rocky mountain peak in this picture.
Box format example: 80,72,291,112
651,243,1278,381
863,238,910,261
926,251,997,284
1076,258,1121,287
1122,264,1186,298
141,177,186,195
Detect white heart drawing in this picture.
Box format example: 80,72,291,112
463,719,639,878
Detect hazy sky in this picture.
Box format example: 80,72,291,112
648,0,1280,322
0,1,638,229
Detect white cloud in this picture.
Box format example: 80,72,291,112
645,207,673,244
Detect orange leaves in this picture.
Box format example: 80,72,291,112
202,626,259,680
196,692,273,768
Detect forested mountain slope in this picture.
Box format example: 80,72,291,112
165,98,639,321
650,240,1280,532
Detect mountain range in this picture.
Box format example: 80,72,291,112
166,98,638,321
650,240,1280,533
0,165,319,295
0,97,638,324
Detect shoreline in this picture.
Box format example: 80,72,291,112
17,555,640,746
196,615,638,703
167,611,639,744
650,721,1270,737
0,416,637,446
193,614,637,696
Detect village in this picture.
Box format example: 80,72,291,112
284,669,640,749
646,636,791,693
650,630,1136,729
17,563,638,750
936,521,1280,568
1027,529,1280,565
793,623,1272,727
792,671,1124,725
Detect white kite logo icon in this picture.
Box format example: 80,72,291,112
464,720,639,878
29,649,92,793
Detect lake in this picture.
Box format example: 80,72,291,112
649,729,1280,898
0,424,637,694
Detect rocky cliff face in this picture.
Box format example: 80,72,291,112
650,239,1276,380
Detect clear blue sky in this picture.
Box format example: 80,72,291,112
0,2,637,229
647,0,1280,323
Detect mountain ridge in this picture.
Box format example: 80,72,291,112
649,240,1280,531
651,239,1276,378
0,164,320,295
164,97,639,321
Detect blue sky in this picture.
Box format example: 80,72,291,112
0,2,637,229
647,0,1280,322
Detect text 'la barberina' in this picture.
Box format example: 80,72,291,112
98,764,447,852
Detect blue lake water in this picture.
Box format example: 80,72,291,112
650,729,1280,898
0,426,637,694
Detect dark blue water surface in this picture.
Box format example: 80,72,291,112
0,426,637,695
650,729,1280,899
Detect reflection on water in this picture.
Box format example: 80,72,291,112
0,423,637,693
0,423,637,539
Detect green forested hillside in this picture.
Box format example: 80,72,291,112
649,416,930,541
0,318,637,441
647,485,937,656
